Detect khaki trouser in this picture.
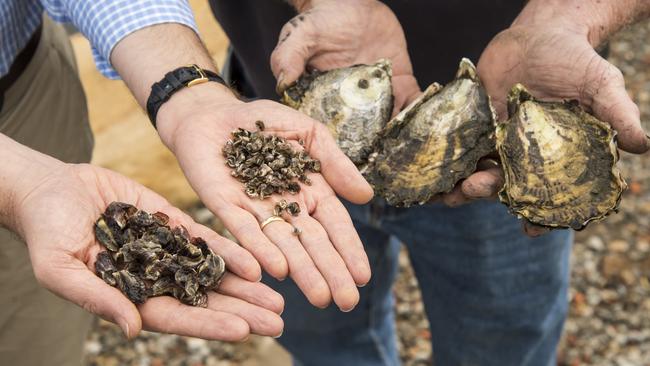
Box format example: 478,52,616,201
0,16,95,366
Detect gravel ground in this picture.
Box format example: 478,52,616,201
84,20,650,366
556,20,650,366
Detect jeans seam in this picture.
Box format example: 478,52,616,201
366,237,398,366
368,328,395,366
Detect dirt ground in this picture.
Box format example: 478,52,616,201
74,2,650,365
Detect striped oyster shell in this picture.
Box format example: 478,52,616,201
365,58,496,206
496,84,626,230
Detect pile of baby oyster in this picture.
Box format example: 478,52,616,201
223,120,320,200
281,58,626,230
94,202,226,306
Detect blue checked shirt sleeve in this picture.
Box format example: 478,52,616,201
41,0,198,79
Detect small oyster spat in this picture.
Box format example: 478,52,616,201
282,59,393,164
365,58,496,206
94,202,226,306
223,123,321,199
274,199,301,217
496,84,626,230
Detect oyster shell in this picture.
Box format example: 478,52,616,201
365,58,496,206
496,84,626,230
282,59,393,164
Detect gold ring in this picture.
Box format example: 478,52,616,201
260,215,285,230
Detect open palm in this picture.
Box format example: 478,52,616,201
162,96,373,312
15,163,284,339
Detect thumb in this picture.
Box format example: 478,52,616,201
391,74,421,116
270,19,317,94
306,122,374,204
582,51,648,154
33,254,142,338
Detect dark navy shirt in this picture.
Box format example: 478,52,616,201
209,0,525,99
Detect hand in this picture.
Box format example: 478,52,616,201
271,0,420,112
108,21,372,312
436,0,649,236
10,154,284,340
156,84,373,312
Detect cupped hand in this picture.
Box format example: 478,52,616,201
156,85,373,311
435,4,648,237
271,0,420,112
12,161,284,340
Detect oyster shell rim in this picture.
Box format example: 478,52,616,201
280,58,393,106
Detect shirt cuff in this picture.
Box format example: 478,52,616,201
45,1,198,79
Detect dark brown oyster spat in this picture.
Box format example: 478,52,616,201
282,59,393,165
274,199,301,217
223,124,321,199
496,84,626,230
364,58,496,206
94,202,226,306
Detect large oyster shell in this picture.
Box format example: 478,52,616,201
496,84,626,230
364,58,496,206
282,59,393,164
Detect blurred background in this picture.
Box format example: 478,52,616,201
74,1,650,365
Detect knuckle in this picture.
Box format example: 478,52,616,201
272,293,285,313
232,218,259,238
605,63,624,82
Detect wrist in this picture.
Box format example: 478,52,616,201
0,135,64,237
155,81,241,151
111,23,222,108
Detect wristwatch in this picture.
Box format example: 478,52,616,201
146,64,227,128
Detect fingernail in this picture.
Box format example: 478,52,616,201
119,320,130,339
357,282,368,288
275,72,285,95
273,331,283,339
340,306,354,313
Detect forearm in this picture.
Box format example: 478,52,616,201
109,23,238,149
515,0,650,46
0,134,62,235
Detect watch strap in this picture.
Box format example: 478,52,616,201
146,64,227,128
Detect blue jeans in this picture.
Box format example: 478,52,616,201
264,199,573,366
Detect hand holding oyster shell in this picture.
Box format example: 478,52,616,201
435,0,649,235
7,148,283,340
477,0,648,155
272,0,420,112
